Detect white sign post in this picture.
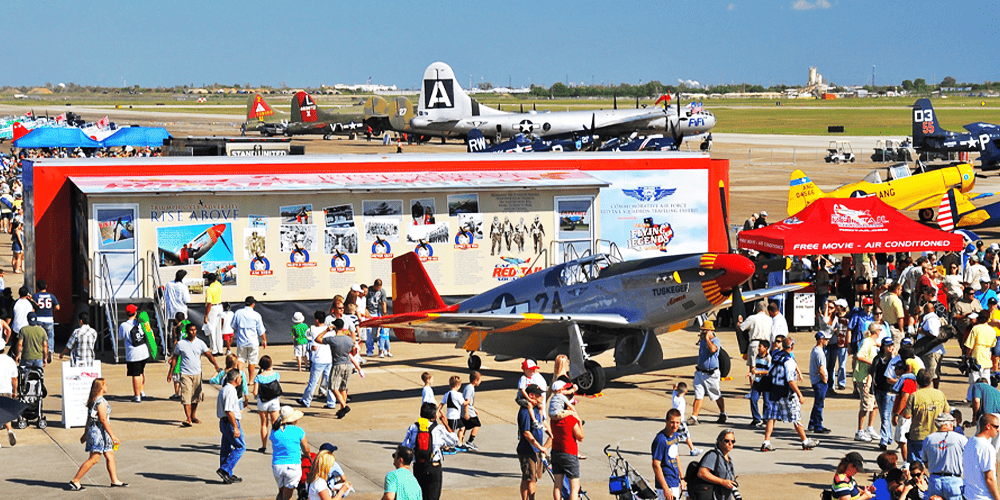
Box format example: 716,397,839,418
61,361,102,428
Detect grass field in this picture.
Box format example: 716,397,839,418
3,92,999,136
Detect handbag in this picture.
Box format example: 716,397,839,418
258,378,283,401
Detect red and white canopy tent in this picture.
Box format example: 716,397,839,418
737,197,963,256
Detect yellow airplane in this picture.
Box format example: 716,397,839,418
787,163,976,221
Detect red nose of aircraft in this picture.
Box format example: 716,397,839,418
711,253,755,292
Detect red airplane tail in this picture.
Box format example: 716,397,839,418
292,91,319,123
12,122,30,141
391,252,446,314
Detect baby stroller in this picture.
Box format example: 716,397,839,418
16,365,48,429
296,452,315,500
604,445,656,500
541,454,591,500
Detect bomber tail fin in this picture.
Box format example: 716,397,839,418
11,122,29,142
391,252,446,315
417,62,501,121
388,96,414,132
787,169,823,216
246,93,275,122
912,98,946,148
291,91,319,123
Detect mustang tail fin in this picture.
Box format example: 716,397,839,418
938,188,961,231
787,169,823,216
912,98,946,148
392,252,446,315
291,91,319,123
246,94,275,122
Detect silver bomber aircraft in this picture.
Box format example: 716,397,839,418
408,61,716,143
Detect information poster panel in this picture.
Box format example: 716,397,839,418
61,361,102,428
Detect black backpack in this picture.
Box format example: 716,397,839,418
685,449,721,500
129,321,145,347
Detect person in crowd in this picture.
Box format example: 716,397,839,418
966,313,995,389
270,406,310,500
550,391,584,500
0,344,16,447
118,305,148,402
830,452,874,500
306,453,351,500
872,337,897,450
827,299,850,391
232,296,267,384
217,369,246,484
518,384,550,500
459,371,482,450
761,337,820,451
739,301,772,370
291,311,310,372
253,355,282,453
61,312,97,367
854,324,881,442
689,321,727,425
651,408,684,500
382,446,421,500
670,382,702,455
402,402,459,500
697,429,740,500
955,287,984,356
921,412,966,500
962,413,1000,500
167,322,221,428
808,332,830,434
299,312,334,409
69,378,128,490
747,339,772,428
904,369,950,464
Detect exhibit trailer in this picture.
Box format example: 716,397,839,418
24,152,728,350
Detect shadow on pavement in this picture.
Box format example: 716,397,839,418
145,443,220,455
137,472,214,484
6,478,69,490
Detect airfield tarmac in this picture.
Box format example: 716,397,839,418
4,106,999,499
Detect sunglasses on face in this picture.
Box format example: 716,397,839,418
722,439,736,444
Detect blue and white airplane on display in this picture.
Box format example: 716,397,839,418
913,98,1000,170
362,184,800,394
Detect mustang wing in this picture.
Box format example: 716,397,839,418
362,312,630,333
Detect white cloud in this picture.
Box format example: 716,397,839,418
792,0,831,10
727,3,736,11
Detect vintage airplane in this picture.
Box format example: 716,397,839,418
243,92,387,139
361,245,801,394
912,98,1000,170
787,162,976,221
408,61,715,143
465,128,597,153
938,187,1000,232
157,223,231,266
598,133,677,152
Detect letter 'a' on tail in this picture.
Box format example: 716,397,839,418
912,98,944,148
291,91,319,123
787,169,824,216
246,93,275,122
392,252,446,315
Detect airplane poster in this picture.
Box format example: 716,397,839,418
156,222,234,267
96,207,136,251
597,170,709,255
363,200,402,217
280,204,312,225
447,194,479,217
324,204,354,228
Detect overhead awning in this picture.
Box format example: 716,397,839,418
68,170,609,195
738,197,963,255
13,128,101,149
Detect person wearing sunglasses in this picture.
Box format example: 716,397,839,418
962,413,1000,500
382,446,420,500
690,430,738,500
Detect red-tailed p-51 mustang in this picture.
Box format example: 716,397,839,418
362,245,802,394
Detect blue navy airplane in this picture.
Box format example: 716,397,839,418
466,128,597,153
912,98,1000,170
362,241,802,393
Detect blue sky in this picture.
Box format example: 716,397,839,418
7,0,997,89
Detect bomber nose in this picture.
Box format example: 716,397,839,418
711,253,755,293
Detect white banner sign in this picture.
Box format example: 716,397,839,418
61,361,102,428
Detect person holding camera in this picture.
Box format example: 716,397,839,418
831,452,875,500
691,429,738,500
688,321,727,425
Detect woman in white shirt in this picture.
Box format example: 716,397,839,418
307,453,350,500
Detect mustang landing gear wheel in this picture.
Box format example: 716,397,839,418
467,354,482,371
575,360,606,395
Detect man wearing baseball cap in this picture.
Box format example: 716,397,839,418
119,304,150,403
516,359,548,430
689,321,727,425
754,211,768,229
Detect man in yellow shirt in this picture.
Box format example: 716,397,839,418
204,273,224,355
880,283,906,347
965,312,995,390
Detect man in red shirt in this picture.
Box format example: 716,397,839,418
550,404,585,500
